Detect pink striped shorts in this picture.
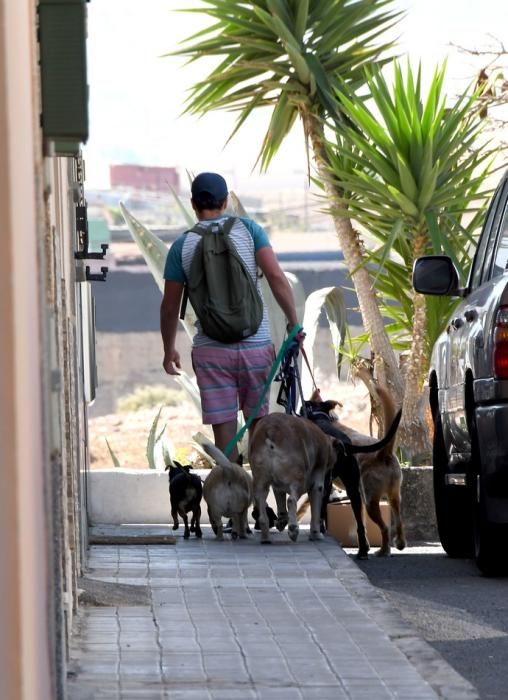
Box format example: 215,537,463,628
191,343,276,425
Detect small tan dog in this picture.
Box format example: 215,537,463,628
306,385,406,556
198,438,253,540
249,414,341,543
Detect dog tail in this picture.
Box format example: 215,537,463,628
348,406,401,456
193,434,238,474
375,384,399,458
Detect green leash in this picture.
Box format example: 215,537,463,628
223,323,303,457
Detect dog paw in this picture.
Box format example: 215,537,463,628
395,538,406,550
184,532,190,540
375,547,390,557
309,530,323,541
260,539,272,545
195,529,202,538
231,531,239,541
288,524,299,542
172,524,178,530
276,517,288,532
356,551,369,560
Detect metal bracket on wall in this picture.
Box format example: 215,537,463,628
85,266,108,283
73,154,109,281
74,203,109,260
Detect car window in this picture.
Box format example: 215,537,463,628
469,181,505,289
492,197,508,279
479,180,508,286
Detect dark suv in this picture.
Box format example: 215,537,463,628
413,169,508,575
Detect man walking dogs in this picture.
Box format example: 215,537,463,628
160,172,300,461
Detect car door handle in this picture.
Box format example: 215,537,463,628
451,317,464,329
464,309,478,323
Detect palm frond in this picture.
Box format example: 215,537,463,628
169,0,401,169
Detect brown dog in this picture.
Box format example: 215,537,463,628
249,414,342,543
199,438,253,540
306,385,406,556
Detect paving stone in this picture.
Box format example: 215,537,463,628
67,536,478,699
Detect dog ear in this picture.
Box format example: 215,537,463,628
323,400,341,412
310,388,323,402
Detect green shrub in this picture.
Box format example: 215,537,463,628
116,385,185,413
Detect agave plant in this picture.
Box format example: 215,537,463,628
326,61,494,459
169,0,406,402
105,437,121,469
300,286,347,398
146,407,167,470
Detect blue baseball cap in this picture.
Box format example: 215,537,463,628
191,172,228,201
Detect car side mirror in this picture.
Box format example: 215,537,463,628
412,255,461,296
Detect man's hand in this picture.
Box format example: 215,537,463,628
163,350,181,375
287,323,305,348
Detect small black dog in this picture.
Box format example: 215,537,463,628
166,461,203,539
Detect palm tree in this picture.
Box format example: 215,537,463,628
168,0,405,400
325,61,494,460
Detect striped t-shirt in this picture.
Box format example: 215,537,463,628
163,216,272,347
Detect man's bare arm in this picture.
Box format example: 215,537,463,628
160,280,184,375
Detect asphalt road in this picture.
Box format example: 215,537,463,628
346,544,508,699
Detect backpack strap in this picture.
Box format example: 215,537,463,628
179,217,237,320
188,216,236,237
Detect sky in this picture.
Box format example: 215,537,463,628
83,0,508,195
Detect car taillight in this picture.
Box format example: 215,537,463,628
494,306,508,379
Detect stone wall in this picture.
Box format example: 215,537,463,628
401,467,438,542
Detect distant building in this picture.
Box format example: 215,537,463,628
110,164,179,193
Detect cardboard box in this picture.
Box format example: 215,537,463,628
326,500,391,547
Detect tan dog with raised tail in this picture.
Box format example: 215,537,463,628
196,436,253,541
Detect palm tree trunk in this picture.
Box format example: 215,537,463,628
303,112,404,405
398,231,432,462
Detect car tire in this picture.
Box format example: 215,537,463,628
433,415,472,557
471,428,508,576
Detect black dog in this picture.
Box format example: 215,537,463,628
166,461,203,539
303,400,401,559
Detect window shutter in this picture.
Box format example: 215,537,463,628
38,0,89,154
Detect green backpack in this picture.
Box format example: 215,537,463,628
180,217,263,343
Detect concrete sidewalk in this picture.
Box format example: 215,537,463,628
67,530,478,699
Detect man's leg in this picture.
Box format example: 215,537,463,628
212,419,239,463
247,418,260,444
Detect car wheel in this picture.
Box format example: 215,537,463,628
471,429,508,576
433,415,472,557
